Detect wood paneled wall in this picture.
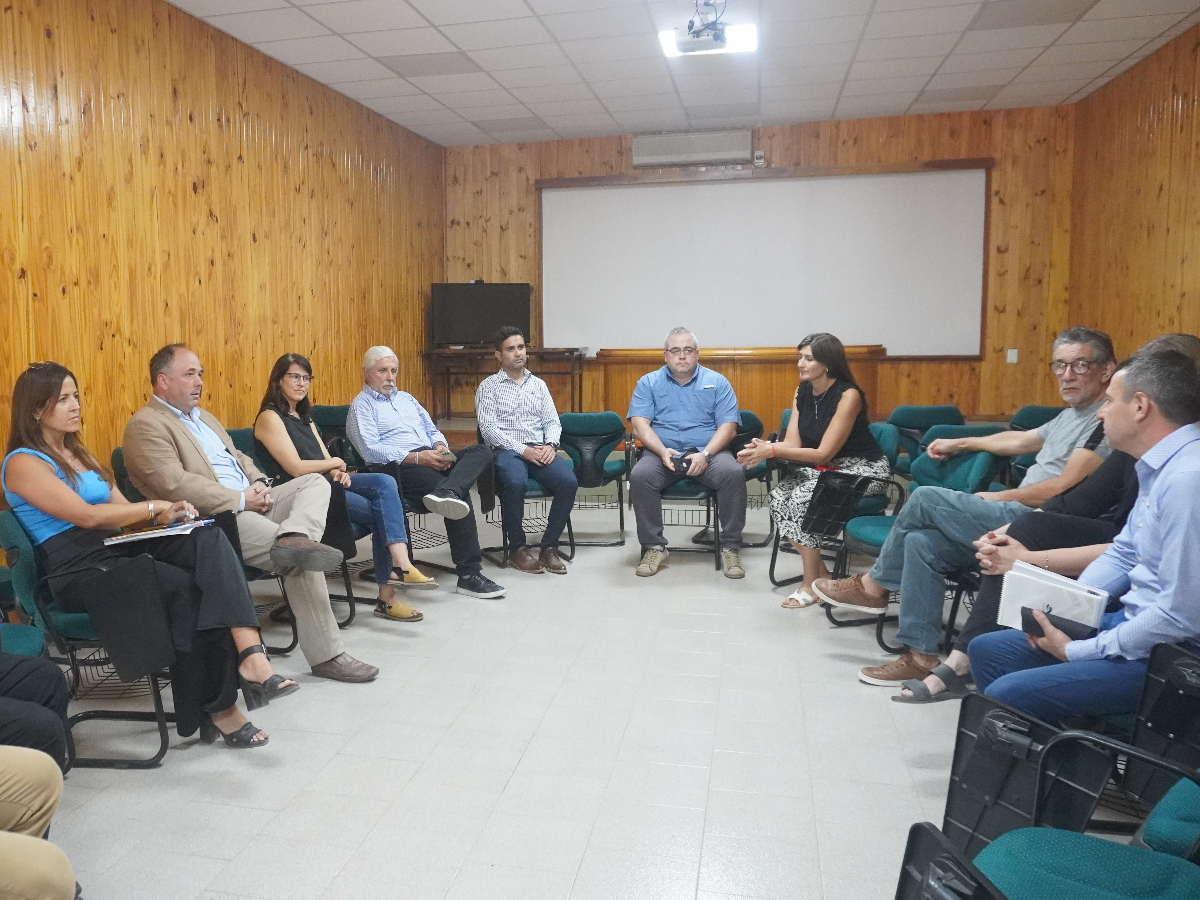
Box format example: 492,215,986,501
0,0,444,464
446,108,1078,420
1071,24,1200,346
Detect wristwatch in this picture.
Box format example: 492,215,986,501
700,449,712,460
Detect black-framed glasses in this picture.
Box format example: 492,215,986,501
1049,359,1097,375
284,373,314,384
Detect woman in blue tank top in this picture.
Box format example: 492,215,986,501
3,362,298,748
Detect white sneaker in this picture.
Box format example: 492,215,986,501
636,548,669,577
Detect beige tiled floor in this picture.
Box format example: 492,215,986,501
53,503,961,900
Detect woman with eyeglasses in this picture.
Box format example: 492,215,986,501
3,362,297,749
253,354,435,624
737,333,889,608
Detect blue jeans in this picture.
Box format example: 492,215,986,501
869,486,1032,654
492,450,578,548
968,611,1147,725
343,472,409,585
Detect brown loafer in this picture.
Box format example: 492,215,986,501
812,574,889,612
310,652,379,683
539,546,567,574
270,534,343,572
508,545,544,574
859,650,938,686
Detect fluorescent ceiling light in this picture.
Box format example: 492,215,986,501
658,23,758,58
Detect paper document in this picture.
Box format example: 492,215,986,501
997,560,1107,631
103,519,214,546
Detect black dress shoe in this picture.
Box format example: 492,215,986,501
455,572,506,598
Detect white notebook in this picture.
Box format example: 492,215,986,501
103,519,214,546
997,560,1107,631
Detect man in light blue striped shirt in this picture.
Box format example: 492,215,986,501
971,348,1200,724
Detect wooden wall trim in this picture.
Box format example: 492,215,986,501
535,157,995,190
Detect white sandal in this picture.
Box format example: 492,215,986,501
782,589,820,608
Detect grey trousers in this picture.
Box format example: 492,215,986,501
236,473,343,667
630,450,747,551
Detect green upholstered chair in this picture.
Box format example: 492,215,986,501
0,511,176,769
310,404,364,469
559,411,627,547
887,404,965,475
0,568,45,656
1007,405,1065,485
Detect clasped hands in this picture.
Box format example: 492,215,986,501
243,481,274,513
974,526,1071,661
736,437,773,467
659,447,707,476
521,444,557,466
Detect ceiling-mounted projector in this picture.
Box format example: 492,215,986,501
676,23,726,54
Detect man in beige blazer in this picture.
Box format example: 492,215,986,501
122,344,378,683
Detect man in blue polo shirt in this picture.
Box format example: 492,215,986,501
628,327,746,578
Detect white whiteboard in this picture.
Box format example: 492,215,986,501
541,168,986,356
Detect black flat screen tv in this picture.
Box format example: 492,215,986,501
430,283,531,346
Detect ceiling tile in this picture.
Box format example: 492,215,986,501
835,93,918,115
760,98,837,122
761,82,841,102
602,94,684,112
303,0,425,32
874,0,986,9
293,58,396,83
206,9,330,43
863,5,982,40
363,94,444,114
560,33,663,63
672,72,759,93
955,23,1071,52
540,113,620,129
575,58,672,80
388,107,465,126
486,128,561,143
909,99,987,113
761,63,850,86
993,78,1092,97
939,47,1044,71
589,76,677,98
458,108,538,123
679,90,759,107
542,6,656,42
524,98,609,116
511,83,597,103
346,28,456,57
466,43,571,70
760,42,858,67
759,16,867,48
855,33,960,60
327,77,420,100
666,53,759,76
254,36,366,65
407,72,500,92
687,115,763,129
435,89,522,110
761,0,873,22
1057,15,1180,44
841,75,930,96
1086,0,1200,17
377,53,482,77
1034,39,1148,64
169,0,286,15
440,18,555,52
683,100,759,117
926,68,1020,89
920,85,1004,102
969,0,1098,30
611,109,690,131
529,0,643,13
1015,60,1119,81
493,65,584,89
407,0,534,25
645,0,759,30
850,56,942,79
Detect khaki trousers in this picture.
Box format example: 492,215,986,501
236,473,343,666
0,746,75,900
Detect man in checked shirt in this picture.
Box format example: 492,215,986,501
475,326,578,574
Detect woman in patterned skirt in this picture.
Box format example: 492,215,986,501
737,334,890,607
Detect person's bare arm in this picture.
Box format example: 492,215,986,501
980,447,1104,505
975,532,1111,578
631,415,676,470
927,428,1044,460
253,411,344,479
4,454,196,529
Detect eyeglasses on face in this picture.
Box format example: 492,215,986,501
284,373,314,384
666,347,698,357
1049,359,1097,375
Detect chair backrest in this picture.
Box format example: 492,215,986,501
1010,404,1063,432
869,422,902,471
730,410,763,457
110,447,146,501
776,407,791,439
887,404,965,462
559,412,626,488
227,428,265,471
0,510,96,647
910,425,1003,493
311,405,364,469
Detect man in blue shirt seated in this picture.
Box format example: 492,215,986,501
970,348,1200,725
628,327,746,579
346,346,505,600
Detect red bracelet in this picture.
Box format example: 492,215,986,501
770,443,776,458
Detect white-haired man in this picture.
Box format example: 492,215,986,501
346,346,505,599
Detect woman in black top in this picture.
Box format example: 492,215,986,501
738,333,889,607
253,354,435,624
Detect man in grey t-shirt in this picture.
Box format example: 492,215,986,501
811,327,1117,687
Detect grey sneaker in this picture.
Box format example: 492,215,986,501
636,547,669,577
721,550,745,579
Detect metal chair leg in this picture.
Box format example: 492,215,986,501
68,673,177,770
